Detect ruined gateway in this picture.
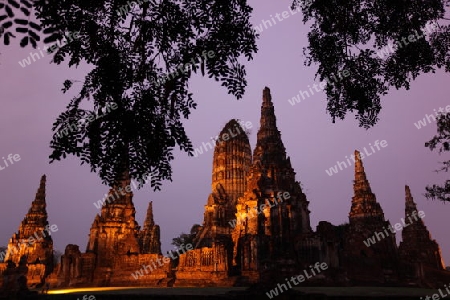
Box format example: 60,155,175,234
0,87,448,289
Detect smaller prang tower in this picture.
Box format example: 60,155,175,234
139,201,162,254
344,151,398,283
398,185,445,270
5,175,54,278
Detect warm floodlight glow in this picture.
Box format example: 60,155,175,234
47,287,143,294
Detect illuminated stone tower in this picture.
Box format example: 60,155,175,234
86,172,141,267
4,175,54,275
232,87,312,275
194,119,252,248
57,171,166,287
349,150,386,224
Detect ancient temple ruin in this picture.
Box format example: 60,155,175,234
230,87,313,282
46,172,169,288
340,150,399,283
0,175,54,287
175,87,449,287
399,185,445,269
1,87,449,290
139,202,162,255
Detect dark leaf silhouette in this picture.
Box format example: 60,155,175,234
4,31,10,44
62,80,73,93
7,0,20,9
14,18,27,25
42,27,56,34
19,35,27,47
29,21,40,31
2,21,12,28
16,27,27,33
43,33,60,43
19,0,32,9
28,30,39,41
5,5,13,17
29,36,36,47
19,7,29,16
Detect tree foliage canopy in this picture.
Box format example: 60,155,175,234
292,0,450,128
425,113,450,202
1,0,258,189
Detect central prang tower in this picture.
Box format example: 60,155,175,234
232,87,312,279
194,119,252,248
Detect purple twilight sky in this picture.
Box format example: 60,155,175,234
1,0,449,264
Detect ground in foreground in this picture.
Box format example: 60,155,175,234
9,286,439,299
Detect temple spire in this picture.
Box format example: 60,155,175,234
404,185,421,226
405,185,417,212
353,150,372,194
143,201,155,228
405,185,413,200
256,87,280,143
5,175,53,269
34,174,46,204
349,150,384,222
262,86,273,110
28,174,47,215
399,185,445,269
231,86,312,266
345,155,398,282
253,87,288,170
139,201,162,254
